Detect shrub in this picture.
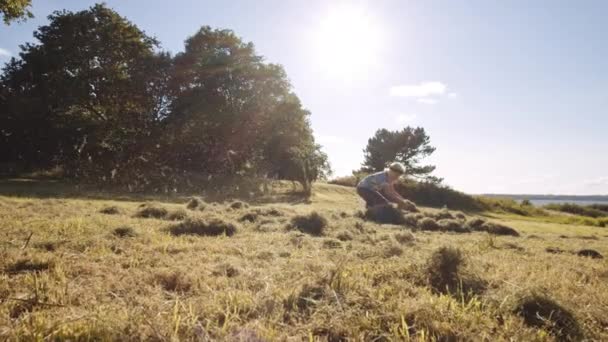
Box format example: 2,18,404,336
135,205,168,219
418,217,441,231
514,294,582,341
577,249,603,259
403,213,420,227
437,219,470,233
395,179,483,211
113,226,137,238
100,206,121,215
290,212,328,236
545,203,607,218
364,205,405,225
169,217,238,237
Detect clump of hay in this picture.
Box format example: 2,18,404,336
99,206,121,215
480,222,520,237
401,200,419,212
113,226,137,238
364,205,405,225
577,249,603,259
287,283,326,313
425,246,486,297
154,270,193,292
394,231,415,245
437,219,470,233
135,204,168,219
514,294,582,341
262,208,283,217
230,201,249,210
465,218,487,230
169,217,238,237
290,212,328,236
186,197,205,210
335,231,353,241
384,244,404,258
434,208,454,220
6,259,52,274
239,212,258,223
426,247,464,293
403,213,421,228
212,263,240,278
166,209,188,221
546,247,565,254
418,217,441,231
322,238,342,249
454,211,467,220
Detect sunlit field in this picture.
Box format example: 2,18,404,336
1,180,606,341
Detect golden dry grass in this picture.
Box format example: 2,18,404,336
0,181,607,341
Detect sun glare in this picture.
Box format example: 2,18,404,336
313,5,382,78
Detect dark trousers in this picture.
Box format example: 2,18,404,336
357,187,389,208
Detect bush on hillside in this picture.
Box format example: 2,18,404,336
395,179,483,211
545,203,607,218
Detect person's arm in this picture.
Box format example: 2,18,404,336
381,183,405,204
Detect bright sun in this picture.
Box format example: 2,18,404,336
313,5,382,78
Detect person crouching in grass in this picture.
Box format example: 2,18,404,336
356,162,416,211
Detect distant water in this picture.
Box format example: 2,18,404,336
523,199,608,207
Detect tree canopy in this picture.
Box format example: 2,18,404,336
0,4,330,194
0,0,32,24
361,127,441,182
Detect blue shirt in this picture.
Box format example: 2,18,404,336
358,171,389,192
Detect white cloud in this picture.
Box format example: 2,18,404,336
417,98,437,105
0,48,11,57
317,135,345,145
447,92,458,99
395,113,416,124
389,81,447,98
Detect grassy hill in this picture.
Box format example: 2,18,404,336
0,179,607,341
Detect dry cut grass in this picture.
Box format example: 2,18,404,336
0,181,607,341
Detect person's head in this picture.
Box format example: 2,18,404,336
387,162,406,182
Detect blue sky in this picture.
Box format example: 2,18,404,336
1,0,607,194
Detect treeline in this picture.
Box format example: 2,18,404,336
0,4,330,193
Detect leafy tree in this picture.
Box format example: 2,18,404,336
0,0,32,24
0,4,170,178
361,127,441,182
163,26,329,191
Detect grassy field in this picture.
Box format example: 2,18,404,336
0,180,607,341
